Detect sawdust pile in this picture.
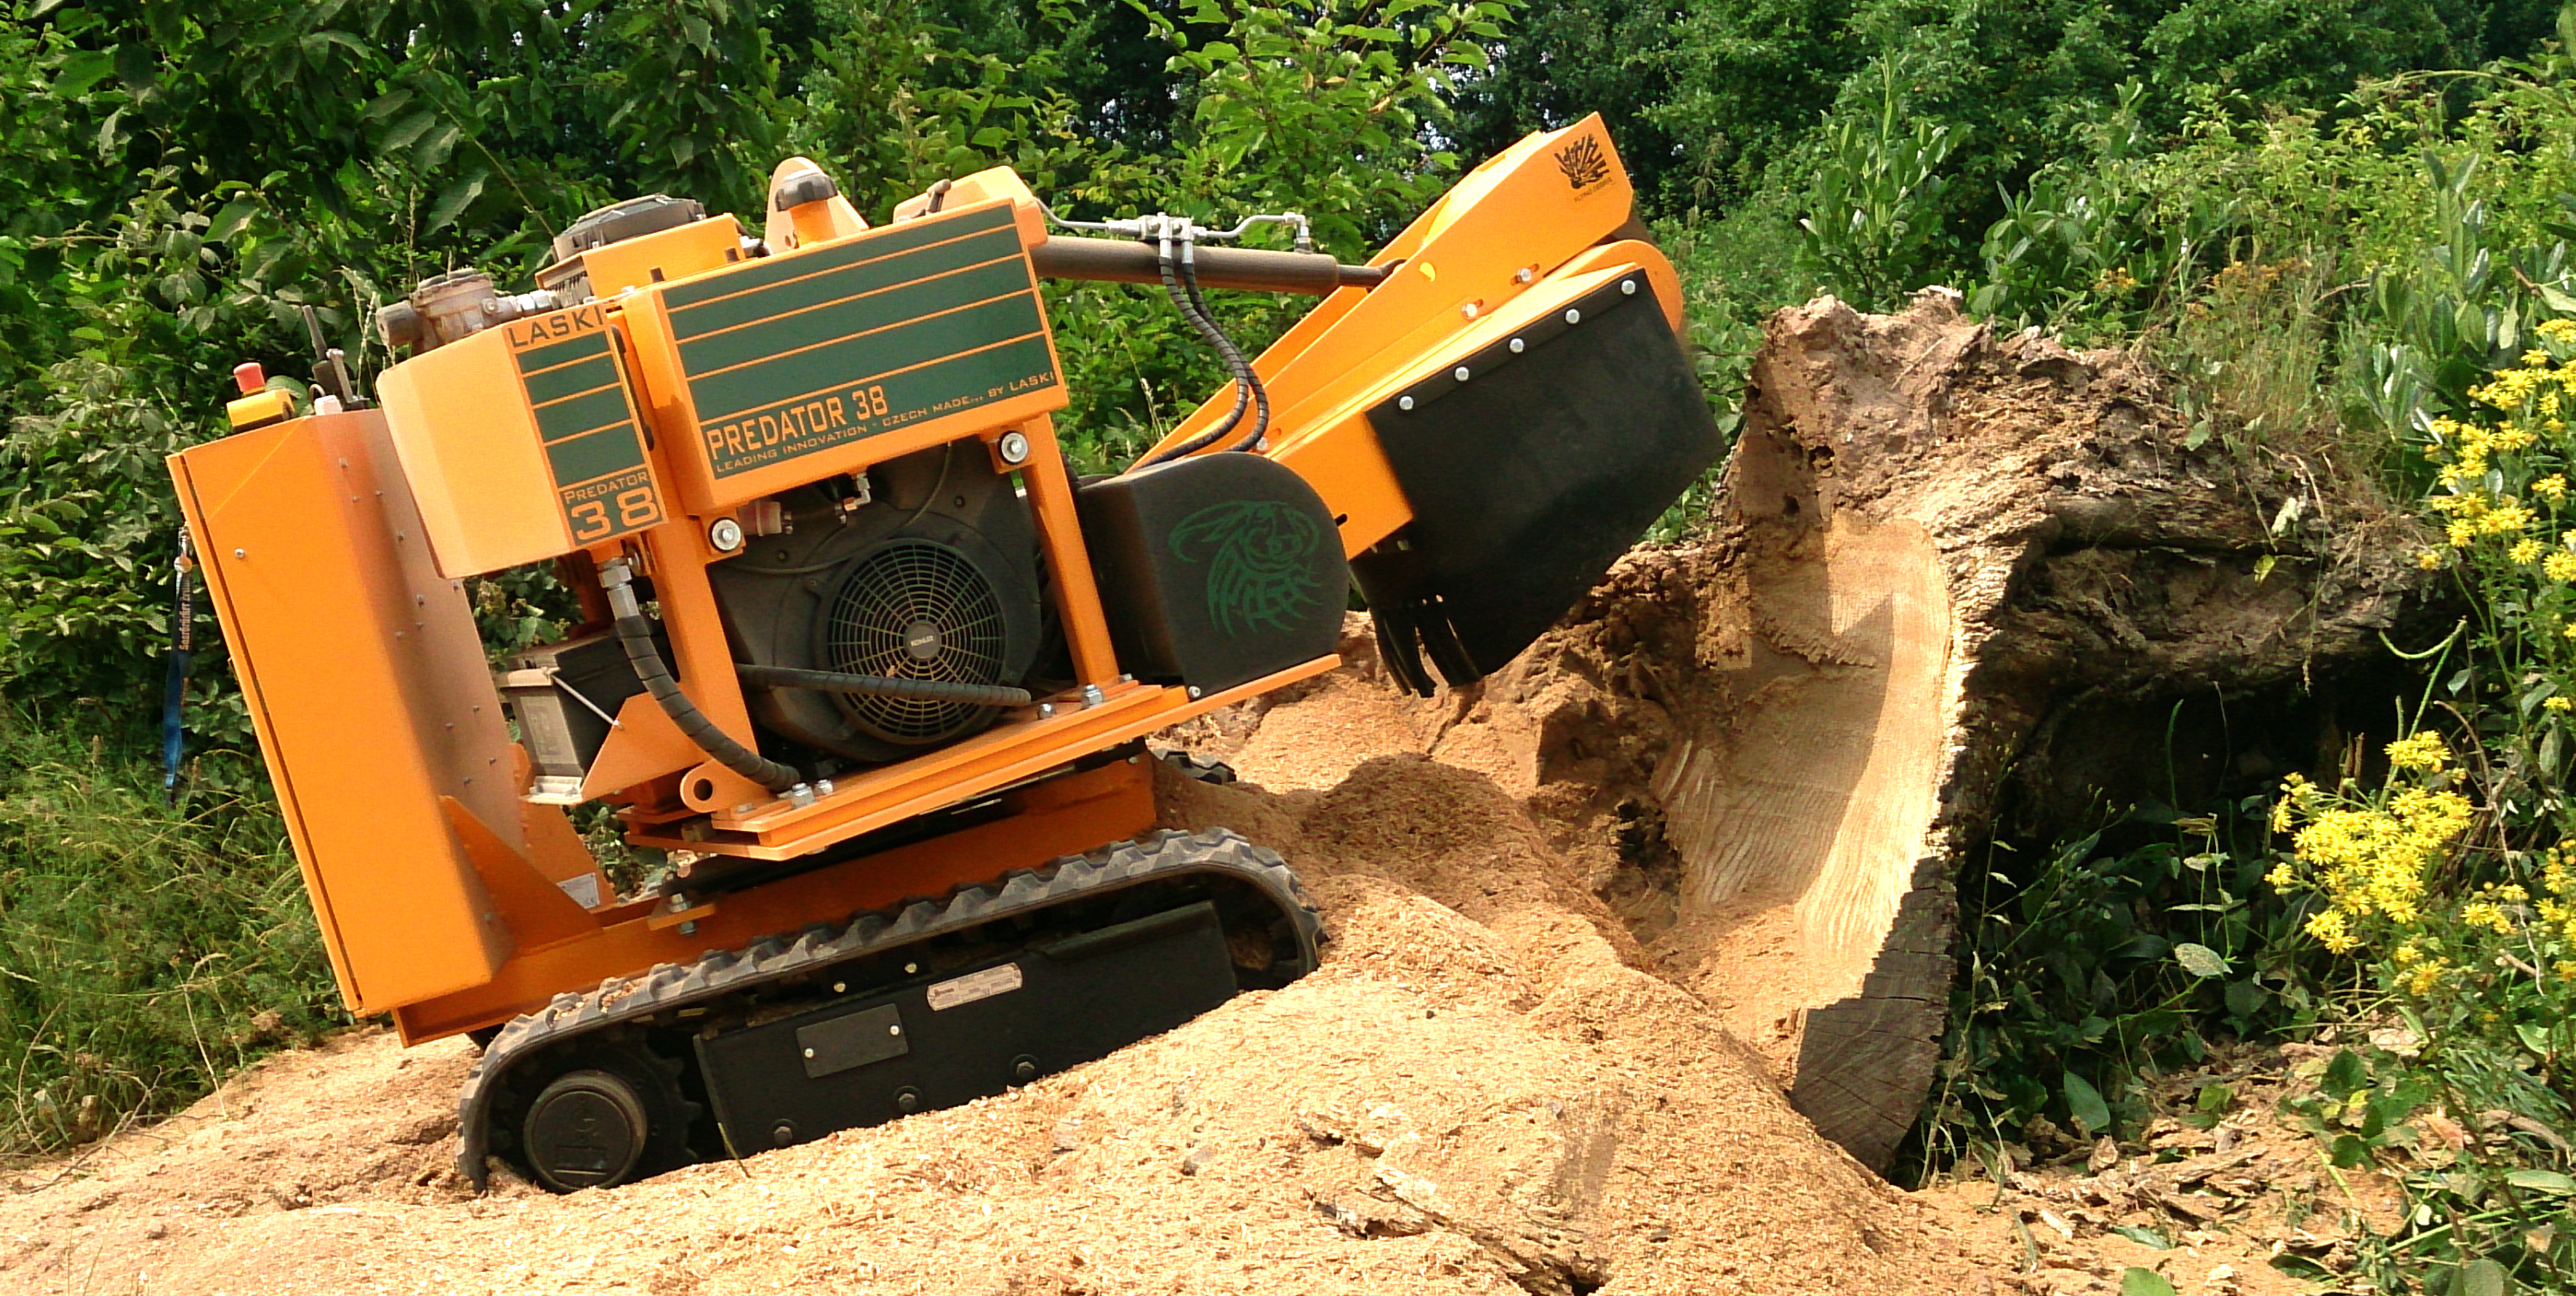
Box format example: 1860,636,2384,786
0,744,2008,1296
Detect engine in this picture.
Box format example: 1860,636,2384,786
709,443,1049,767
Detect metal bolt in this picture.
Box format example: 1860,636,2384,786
815,779,834,796
905,963,919,974
1398,395,1414,411
1515,266,1535,284
668,894,689,912
734,803,755,815
786,782,815,808
1621,278,1637,296
1453,366,1471,382
833,981,846,993
233,547,246,559
1510,338,1525,354
1566,309,1582,324
678,920,698,936
996,431,1031,464
1460,302,1478,320
803,1047,815,1059
1187,686,1204,700
889,1024,902,1036
708,517,746,553
1082,683,1106,707
1039,702,1055,718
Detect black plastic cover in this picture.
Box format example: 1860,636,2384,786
1075,452,1348,694
1354,273,1721,694
692,902,1236,1151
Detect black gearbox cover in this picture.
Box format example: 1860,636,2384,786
1353,273,1721,693
1075,452,1348,695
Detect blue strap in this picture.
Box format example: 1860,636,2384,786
163,528,194,796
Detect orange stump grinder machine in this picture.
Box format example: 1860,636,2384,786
168,117,1718,1191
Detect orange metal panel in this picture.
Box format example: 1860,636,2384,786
375,327,574,577
170,412,527,1012
1015,416,1120,685
572,214,744,299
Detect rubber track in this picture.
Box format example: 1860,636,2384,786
455,828,1321,1186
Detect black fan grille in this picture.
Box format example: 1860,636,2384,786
820,539,1010,743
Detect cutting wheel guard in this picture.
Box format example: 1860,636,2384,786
1353,273,1724,694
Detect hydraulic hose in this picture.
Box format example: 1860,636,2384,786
734,663,1030,708
1182,262,1271,454
1136,226,1251,468
598,559,801,794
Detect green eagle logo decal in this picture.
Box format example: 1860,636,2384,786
1171,501,1325,638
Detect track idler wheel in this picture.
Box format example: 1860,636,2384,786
504,1036,696,1193
523,1069,649,1191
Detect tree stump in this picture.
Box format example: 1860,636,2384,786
1434,290,2437,1171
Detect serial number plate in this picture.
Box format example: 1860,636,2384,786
925,963,1022,1011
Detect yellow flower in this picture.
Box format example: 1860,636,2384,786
2462,900,2514,934
2539,474,2570,504
2512,538,2544,564
2392,942,2421,965
2540,317,2576,342
2451,519,2479,548
2481,504,2535,535
2548,695,2573,712
2547,551,2576,582
2407,957,2448,997
2418,549,2446,570
2386,732,2450,772
2307,908,2359,953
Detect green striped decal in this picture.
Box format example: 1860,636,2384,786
665,204,1060,478
510,319,663,544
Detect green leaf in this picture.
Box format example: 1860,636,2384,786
2517,1024,2552,1055
52,49,115,97
424,173,485,235
2109,1225,2171,1249
2173,943,2227,978
2505,1169,2575,1194
2224,980,2266,1018
2118,1268,2177,1296
2065,1072,2111,1135
2322,1049,2367,1100
379,109,436,154
2459,1256,2509,1296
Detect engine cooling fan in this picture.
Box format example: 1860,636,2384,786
818,537,1015,747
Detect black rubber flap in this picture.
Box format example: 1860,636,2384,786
1075,452,1348,694
1354,274,1720,691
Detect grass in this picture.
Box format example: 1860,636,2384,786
0,710,341,1157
